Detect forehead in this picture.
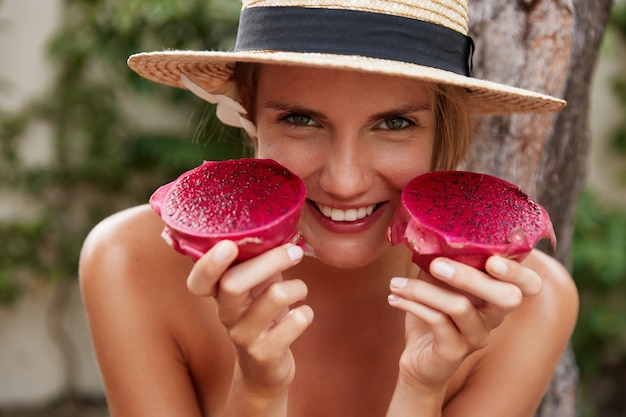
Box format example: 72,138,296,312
255,64,434,105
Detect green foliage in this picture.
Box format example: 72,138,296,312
571,4,626,416
0,0,245,305
571,192,626,376
610,3,626,40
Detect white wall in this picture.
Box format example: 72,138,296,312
0,0,104,405
0,284,104,404
0,0,56,166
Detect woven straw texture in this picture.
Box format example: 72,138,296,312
244,0,469,34
127,0,566,115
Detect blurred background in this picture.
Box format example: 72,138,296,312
0,0,625,416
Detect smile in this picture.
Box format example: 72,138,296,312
315,202,376,222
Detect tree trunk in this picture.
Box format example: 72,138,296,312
466,1,613,416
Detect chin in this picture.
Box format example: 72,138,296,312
307,239,389,270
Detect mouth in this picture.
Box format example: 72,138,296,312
314,201,378,222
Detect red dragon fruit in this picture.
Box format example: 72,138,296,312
150,158,307,262
387,171,557,271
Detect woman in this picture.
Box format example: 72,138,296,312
79,1,578,416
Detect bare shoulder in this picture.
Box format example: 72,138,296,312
79,204,197,331
81,204,178,268
494,249,579,353
507,249,579,355
79,205,232,416
444,250,579,416
523,249,579,324
79,203,204,325
80,204,192,284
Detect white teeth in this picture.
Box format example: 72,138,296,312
315,203,376,222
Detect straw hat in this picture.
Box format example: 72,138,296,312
128,0,566,122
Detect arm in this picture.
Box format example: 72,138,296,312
386,250,578,417
79,206,206,417
81,205,313,417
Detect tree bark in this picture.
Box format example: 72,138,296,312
466,1,613,416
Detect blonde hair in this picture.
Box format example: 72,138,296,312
230,62,473,170
430,83,474,170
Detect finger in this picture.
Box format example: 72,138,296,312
388,292,481,372
233,305,314,382
219,244,303,300
429,258,523,313
217,244,304,327
485,256,542,296
389,278,490,351
263,305,314,353
187,240,239,297
230,279,309,346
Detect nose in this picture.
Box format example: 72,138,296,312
318,131,374,199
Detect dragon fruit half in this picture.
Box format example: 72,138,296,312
150,158,307,262
387,170,557,271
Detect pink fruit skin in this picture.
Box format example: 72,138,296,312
150,159,307,263
387,171,557,271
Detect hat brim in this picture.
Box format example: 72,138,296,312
127,50,566,115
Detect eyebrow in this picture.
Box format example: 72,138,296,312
366,103,433,124
263,100,325,120
263,100,432,122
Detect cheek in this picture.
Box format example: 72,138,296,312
255,116,332,179
376,141,434,188
255,137,321,180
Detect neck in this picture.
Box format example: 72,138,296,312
288,245,411,384
288,245,417,308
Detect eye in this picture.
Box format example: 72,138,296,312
377,117,414,130
281,113,318,127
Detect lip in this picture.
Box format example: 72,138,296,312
306,199,388,234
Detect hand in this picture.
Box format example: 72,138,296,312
187,241,314,398
387,255,541,389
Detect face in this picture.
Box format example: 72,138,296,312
253,65,435,269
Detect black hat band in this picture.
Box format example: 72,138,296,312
235,6,474,77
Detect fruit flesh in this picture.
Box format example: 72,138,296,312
387,171,557,271
150,158,307,262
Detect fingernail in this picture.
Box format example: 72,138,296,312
213,241,234,263
287,245,304,262
388,294,402,303
390,277,408,289
432,260,455,279
491,258,508,276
